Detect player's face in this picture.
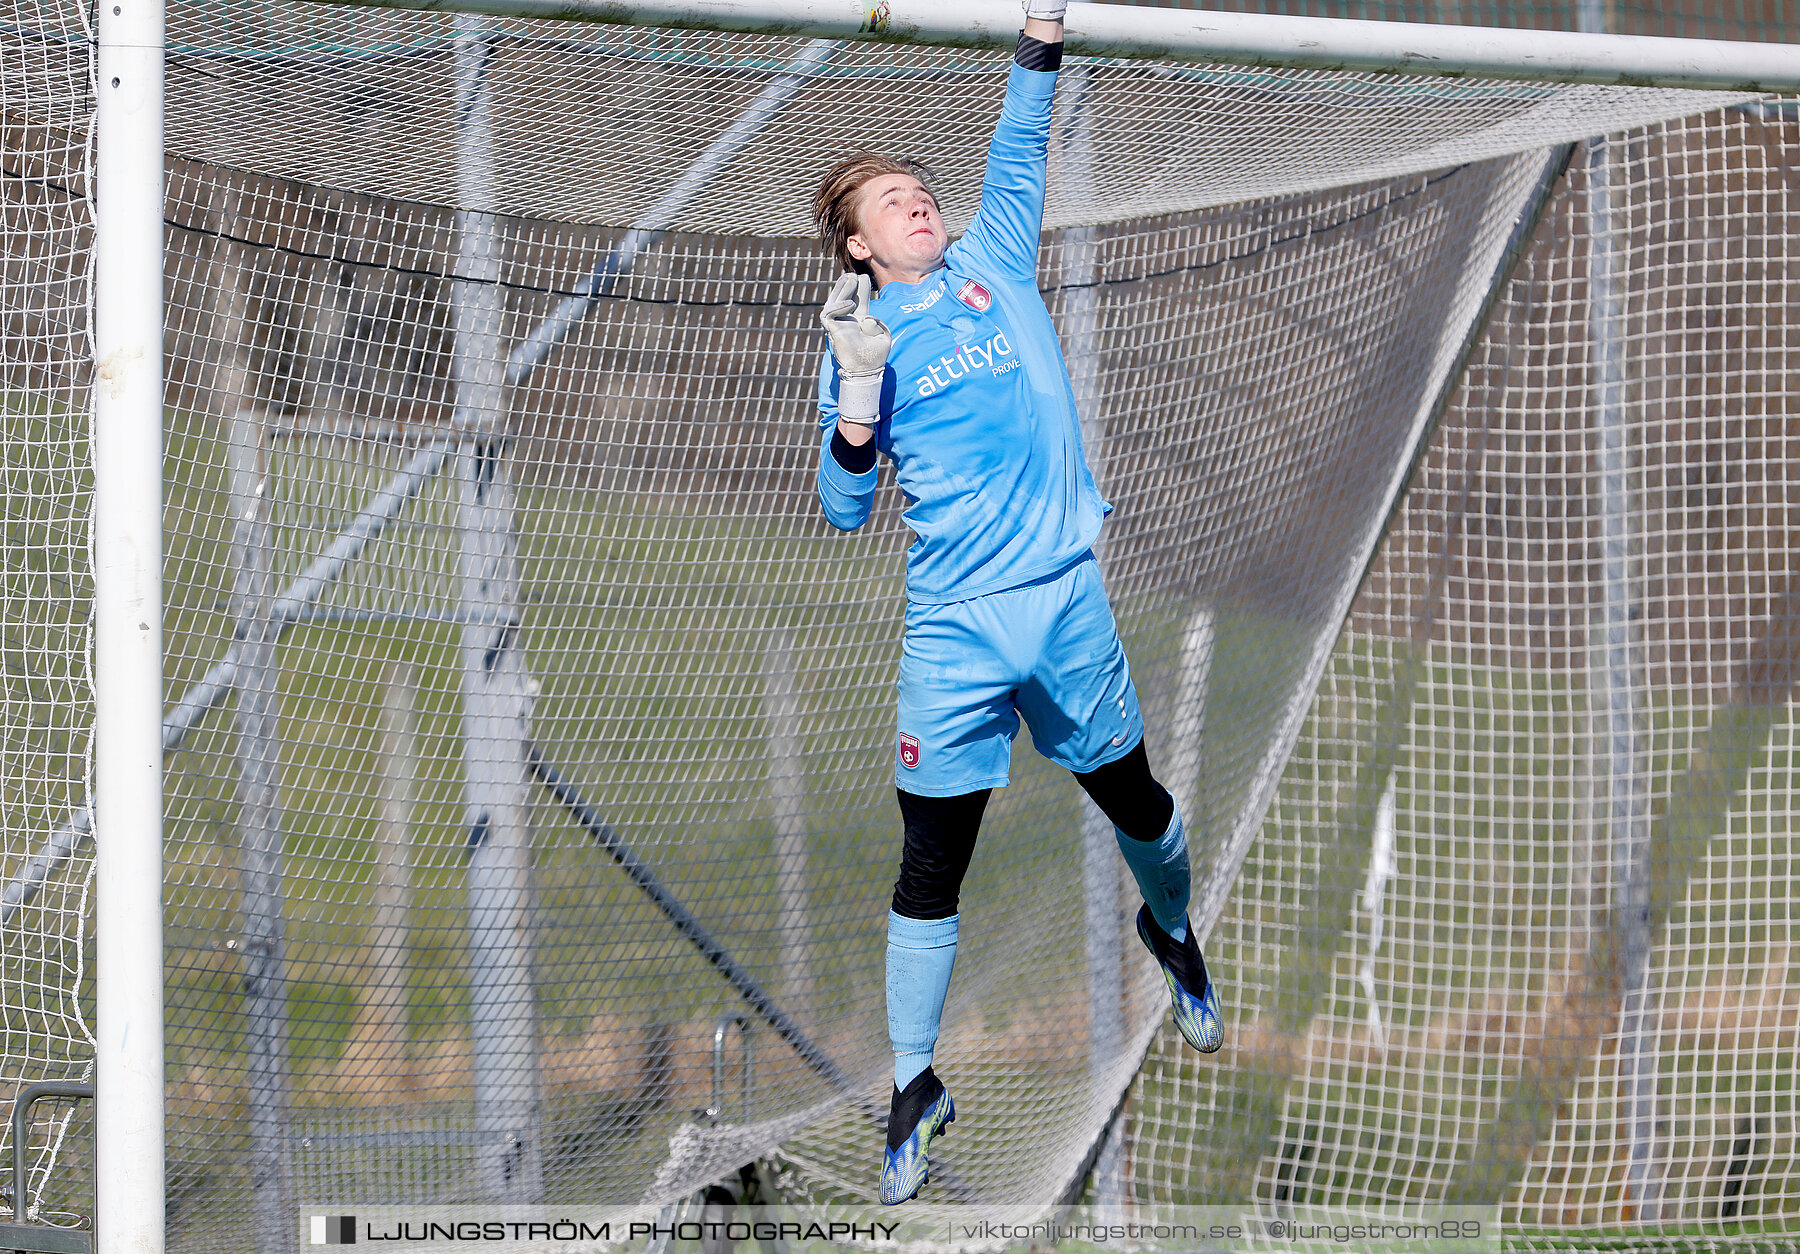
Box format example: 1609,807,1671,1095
847,175,947,282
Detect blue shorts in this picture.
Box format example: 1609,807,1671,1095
894,553,1144,796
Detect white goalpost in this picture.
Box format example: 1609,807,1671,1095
18,0,1799,1247
93,0,168,1252
313,0,1800,91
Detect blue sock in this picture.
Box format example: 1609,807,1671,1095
1116,807,1190,943
886,910,958,1090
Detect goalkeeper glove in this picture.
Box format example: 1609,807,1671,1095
819,272,890,426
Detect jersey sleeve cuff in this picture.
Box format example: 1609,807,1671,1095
1003,57,1060,112
819,429,879,496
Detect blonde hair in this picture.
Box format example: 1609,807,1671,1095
813,152,937,275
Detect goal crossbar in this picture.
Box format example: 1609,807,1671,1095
307,0,1800,92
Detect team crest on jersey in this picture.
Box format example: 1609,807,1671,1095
955,280,991,312
898,733,921,769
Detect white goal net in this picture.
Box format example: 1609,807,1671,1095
1119,101,1800,1243
3,0,1798,1248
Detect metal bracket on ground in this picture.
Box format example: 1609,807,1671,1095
4,1081,94,1254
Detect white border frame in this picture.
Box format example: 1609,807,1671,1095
77,0,1798,1244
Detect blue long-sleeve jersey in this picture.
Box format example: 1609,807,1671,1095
815,60,1110,606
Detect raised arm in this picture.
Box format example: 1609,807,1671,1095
953,13,1065,282
816,353,882,530
815,273,890,530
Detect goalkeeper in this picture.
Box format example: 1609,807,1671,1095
811,0,1223,1207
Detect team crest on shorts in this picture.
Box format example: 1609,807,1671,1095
955,280,991,313
898,733,921,769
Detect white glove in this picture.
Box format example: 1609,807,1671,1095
1022,0,1067,21
819,272,890,426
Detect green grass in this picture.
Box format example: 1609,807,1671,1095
155,407,929,1218
1120,637,1800,1236
0,389,95,1061
9,398,1800,1245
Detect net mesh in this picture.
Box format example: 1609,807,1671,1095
0,0,97,1234
163,8,1738,231
5,0,1800,1247
1118,106,1800,1243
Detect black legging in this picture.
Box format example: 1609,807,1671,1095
890,739,1175,920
